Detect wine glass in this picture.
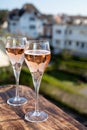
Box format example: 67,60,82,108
6,36,27,106
24,40,51,122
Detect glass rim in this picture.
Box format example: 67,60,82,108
28,39,50,43
7,36,27,40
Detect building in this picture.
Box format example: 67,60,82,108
0,37,10,67
52,15,87,56
8,4,53,39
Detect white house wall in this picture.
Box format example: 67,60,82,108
52,24,87,55
52,24,67,49
65,25,87,42
19,13,37,38
8,12,44,38
9,20,19,34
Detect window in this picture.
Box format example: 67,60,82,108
30,17,35,21
56,30,61,34
76,41,79,46
56,40,60,44
68,40,72,45
65,30,67,34
65,40,67,45
12,22,16,26
66,30,72,34
81,42,85,48
29,25,36,29
69,30,72,34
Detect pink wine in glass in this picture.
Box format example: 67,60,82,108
25,50,51,76
6,47,24,70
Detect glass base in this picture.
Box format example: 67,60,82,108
25,111,48,122
7,97,27,106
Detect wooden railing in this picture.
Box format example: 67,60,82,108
0,85,86,130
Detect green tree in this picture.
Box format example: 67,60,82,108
0,10,8,25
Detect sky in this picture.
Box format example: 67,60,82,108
0,0,87,16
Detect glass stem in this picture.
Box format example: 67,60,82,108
35,85,39,113
13,66,21,100
15,71,20,99
32,73,42,113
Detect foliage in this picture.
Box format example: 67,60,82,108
60,49,73,60
0,10,8,25
0,66,14,85
47,70,79,82
20,67,33,87
51,53,87,76
58,60,87,75
73,55,87,62
42,74,81,94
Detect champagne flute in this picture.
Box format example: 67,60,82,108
6,36,27,106
24,40,51,122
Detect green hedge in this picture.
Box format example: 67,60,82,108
61,60,87,69
51,58,87,75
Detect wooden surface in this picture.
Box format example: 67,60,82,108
0,85,86,130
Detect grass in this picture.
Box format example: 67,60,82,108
42,73,86,95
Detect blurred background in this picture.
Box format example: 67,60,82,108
0,0,87,127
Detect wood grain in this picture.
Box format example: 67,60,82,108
0,85,86,130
